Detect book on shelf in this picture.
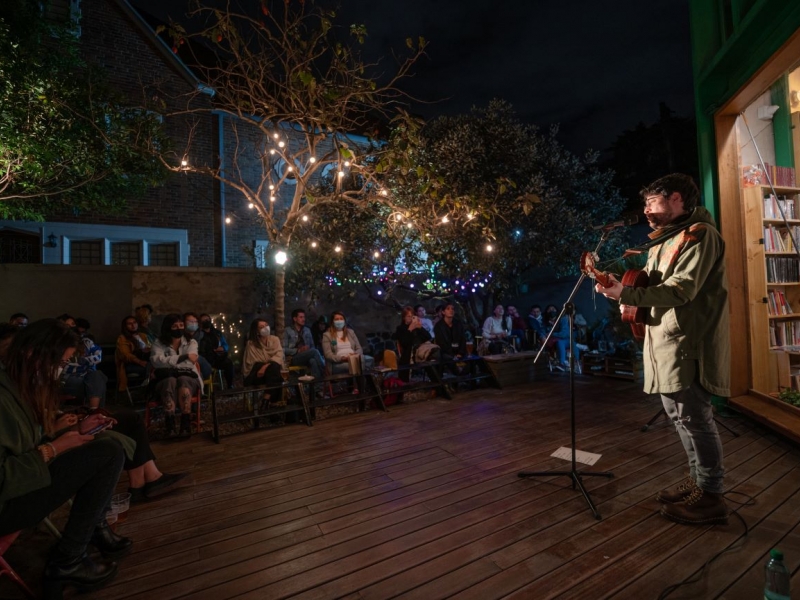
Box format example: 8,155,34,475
763,193,799,220
770,320,800,347
767,289,794,316
766,256,800,283
763,225,800,252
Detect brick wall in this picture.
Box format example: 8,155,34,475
47,0,219,267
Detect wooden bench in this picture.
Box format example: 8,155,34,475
211,380,312,443
481,351,550,388
303,371,387,419
371,355,493,400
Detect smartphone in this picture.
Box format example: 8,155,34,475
85,421,112,435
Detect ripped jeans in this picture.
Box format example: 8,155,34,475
660,377,725,494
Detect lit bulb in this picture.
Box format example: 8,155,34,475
309,156,316,163
248,203,254,209
287,166,293,172
269,149,276,155
395,214,402,222
380,190,388,196
270,195,276,202
301,215,308,222
344,161,350,167
278,141,285,148
275,251,288,265
486,244,493,252
377,290,383,295
269,184,274,190
373,251,380,258
467,212,474,219
225,217,231,224
273,133,279,139
181,159,188,167
311,241,317,248
338,171,344,178
334,245,342,253
441,215,449,224
406,222,413,229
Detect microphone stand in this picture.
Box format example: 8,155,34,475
519,229,615,520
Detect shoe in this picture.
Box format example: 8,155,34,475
656,477,697,504
43,552,117,599
552,363,565,372
128,487,146,504
90,521,133,559
351,388,359,395
178,414,192,438
164,413,176,436
660,486,728,525
143,472,189,499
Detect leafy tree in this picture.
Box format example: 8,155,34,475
153,1,485,336
0,0,167,220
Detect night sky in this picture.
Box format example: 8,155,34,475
131,0,695,156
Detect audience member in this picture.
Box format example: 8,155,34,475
550,309,582,372
9,313,28,329
414,305,435,337
150,314,202,437
322,311,374,377
527,305,545,347
432,304,445,326
482,304,510,354
134,304,157,345
198,313,235,388
506,305,528,349
57,313,108,409
393,306,436,381
115,315,150,393
434,302,467,362
182,312,212,380
0,319,130,596
311,315,328,349
74,317,95,341
283,308,324,381
241,318,284,403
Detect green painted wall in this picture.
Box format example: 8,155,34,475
690,0,800,212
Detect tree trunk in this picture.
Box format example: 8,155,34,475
274,267,286,341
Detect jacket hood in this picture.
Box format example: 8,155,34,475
648,206,717,241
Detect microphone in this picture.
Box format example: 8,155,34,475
592,214,639,230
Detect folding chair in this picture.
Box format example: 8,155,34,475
0,531,35,599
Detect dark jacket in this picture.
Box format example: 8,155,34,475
392,323,431,365
434,318,467,357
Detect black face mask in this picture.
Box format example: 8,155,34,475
201,321,212,330
169,329,184,339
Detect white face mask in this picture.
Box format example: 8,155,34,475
259,326,270,337
333,320,345,330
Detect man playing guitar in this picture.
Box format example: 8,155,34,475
596,173,730,526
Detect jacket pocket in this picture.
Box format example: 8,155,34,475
662,308,683,339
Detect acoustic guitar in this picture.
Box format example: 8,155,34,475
580,251,648,341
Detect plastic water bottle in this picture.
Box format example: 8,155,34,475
764,548,791,600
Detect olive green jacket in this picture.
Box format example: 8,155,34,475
0,370,135,515
619,207,730,397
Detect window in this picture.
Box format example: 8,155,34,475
149,243,178,266
111,242,141,266
70,240,102,265
254,240,269,268
0,230,41,264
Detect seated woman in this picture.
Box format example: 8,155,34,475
134,304,157,346
241,317,284,398
116,315,150,393
0,319,133,597
481,303,511,354
393,305,437,382
150,314,203,437
321,312,374,391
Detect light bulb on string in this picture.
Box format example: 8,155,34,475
180,158,188,167
441,215,449,224
248,203,254,209
270,195,276,202
486,244,493,252
380,189,388,196
344,161,350,167
274,251,288,265
338,170,344,178
278,141,285,148
273,132,279,139
373,251,380,258
334,245,342,253
311,241,317,248
225,217,231,224
309,156,316,163
301,215,308,222
269,149,276,155
269,184,275,191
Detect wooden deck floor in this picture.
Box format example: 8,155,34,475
4,374,800,599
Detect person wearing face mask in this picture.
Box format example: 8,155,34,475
242,318,284,404
115,315,150,394
183,312,213,381
9,313,28,329
56,313,108,410
150,314,202,437
321,311,374,376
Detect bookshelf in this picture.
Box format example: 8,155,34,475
743,185,800,394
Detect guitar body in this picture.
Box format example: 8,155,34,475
580,252,648,341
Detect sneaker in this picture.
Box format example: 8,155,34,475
552,364,565,372
656,477,697,504
660,486,728,525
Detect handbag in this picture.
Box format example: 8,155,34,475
414,341,440,363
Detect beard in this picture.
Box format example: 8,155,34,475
646,213,673,229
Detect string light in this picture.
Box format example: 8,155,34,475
270,195,276,202
273,133,279,139
311,241,317,248
269,149,276,155
486,244,493,252
301,215,308,222
275,251,288,265
344,161,351,167
441,215,449,224
269,184,275,190
380,190,388,196
373,251,380,258
225,217,231,224
278,141,285,148
338,170,344,178
180,158,188,167
334,245,342,253
248,203,254,209
309,156,316,163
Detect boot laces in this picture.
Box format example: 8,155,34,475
684,486,704,506
678,477,695,492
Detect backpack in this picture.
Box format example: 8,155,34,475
381,376,405,406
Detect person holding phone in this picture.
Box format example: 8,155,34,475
0,319,136,597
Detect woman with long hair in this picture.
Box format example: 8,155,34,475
241,317,284,402
321,311,373,374
392,305,435,381
0,319,133,597
115,315,150,393
150,314,202,437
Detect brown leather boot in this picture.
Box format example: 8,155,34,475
660,486,728,525
656,477,696,504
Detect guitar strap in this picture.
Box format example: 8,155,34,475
621,221,696,258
